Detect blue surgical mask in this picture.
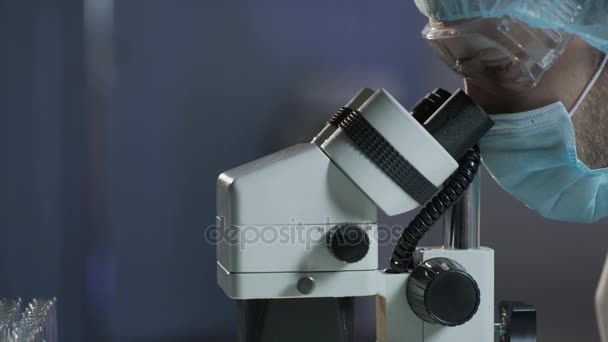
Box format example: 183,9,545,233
479,55,608,223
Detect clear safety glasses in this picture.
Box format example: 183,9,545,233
422,16,573,91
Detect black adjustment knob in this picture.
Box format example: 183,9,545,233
326,224,370,263
498,301,537,342
406,258,481,326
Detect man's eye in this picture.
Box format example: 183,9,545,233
481,57,514,72
483,64,513,74
480,59,523,82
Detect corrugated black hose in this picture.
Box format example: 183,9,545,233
388,144,482,273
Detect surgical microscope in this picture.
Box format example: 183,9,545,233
216,88,537,342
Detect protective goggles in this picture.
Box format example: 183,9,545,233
422,16,573,91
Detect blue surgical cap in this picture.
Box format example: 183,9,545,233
415,0,608,54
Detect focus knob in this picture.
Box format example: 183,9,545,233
406,258,480,326
326,224,370,263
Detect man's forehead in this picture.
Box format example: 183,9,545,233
427,16,541,34
429,18,477,28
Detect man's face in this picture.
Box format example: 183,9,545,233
426,18,598,113
464,35,600,115
426,18,608,169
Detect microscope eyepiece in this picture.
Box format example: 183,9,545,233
411,88,452,124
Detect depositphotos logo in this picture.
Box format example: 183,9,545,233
204,216,406,251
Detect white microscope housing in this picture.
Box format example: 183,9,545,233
216,88,516,342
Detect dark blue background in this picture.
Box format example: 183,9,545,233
1,1,606,341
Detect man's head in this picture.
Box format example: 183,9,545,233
414,0,608,224
416,0,608,169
